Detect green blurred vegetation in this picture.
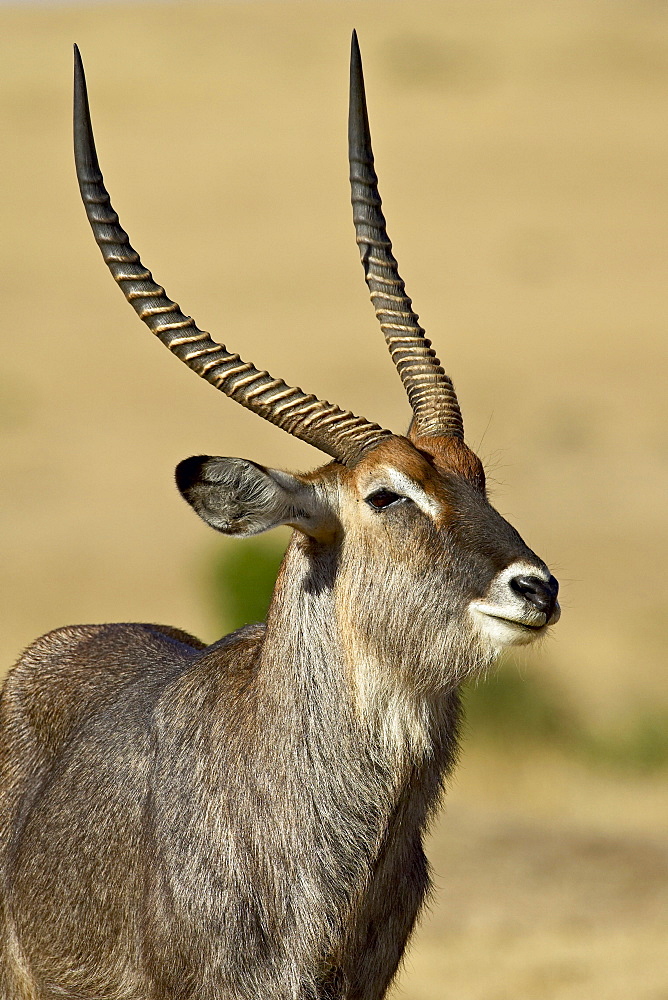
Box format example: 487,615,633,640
209,538,668,773
463,661,577,746
209,531,290,634
464,663,668,773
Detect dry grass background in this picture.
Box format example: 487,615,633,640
1,1,667,997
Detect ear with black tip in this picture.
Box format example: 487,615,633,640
175,456,334,538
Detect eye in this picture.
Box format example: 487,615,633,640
365,489,404,510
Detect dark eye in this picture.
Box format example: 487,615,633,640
365,489,404,510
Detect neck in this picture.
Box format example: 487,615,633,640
259,533,461,782
202,534,463,982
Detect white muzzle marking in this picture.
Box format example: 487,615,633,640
469,561,560,649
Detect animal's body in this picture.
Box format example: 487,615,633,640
0,608,456,999
0,35,559,1000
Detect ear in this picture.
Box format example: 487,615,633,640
175,456,335,538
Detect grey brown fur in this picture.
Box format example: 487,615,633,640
0,34,560,1000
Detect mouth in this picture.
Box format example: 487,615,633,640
481,613,547,632
472,601,560,629
470,601,560,648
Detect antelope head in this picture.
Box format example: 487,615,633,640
73,34,559,699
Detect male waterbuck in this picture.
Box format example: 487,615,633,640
0,33,559,1000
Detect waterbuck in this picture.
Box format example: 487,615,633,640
0,33,560,1000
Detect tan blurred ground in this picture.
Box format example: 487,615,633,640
1,2,667,997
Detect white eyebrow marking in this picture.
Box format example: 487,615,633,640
369,467,441,520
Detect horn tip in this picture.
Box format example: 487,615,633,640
350,29,362,73
73,43,87,116
73,44,86,100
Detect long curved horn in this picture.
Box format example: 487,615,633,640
348,31,464,440
73,46,391,466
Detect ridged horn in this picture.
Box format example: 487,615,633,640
73,45,391,466
348,31,464,440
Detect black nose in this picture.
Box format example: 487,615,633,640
510,574,559,617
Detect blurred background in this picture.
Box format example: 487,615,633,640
1,1,667,997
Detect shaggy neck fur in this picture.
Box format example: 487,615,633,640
261,534,462,762
243,533,467,994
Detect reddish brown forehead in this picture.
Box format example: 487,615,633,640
350,435,485,491
301,435,486,509
410,435,486,491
